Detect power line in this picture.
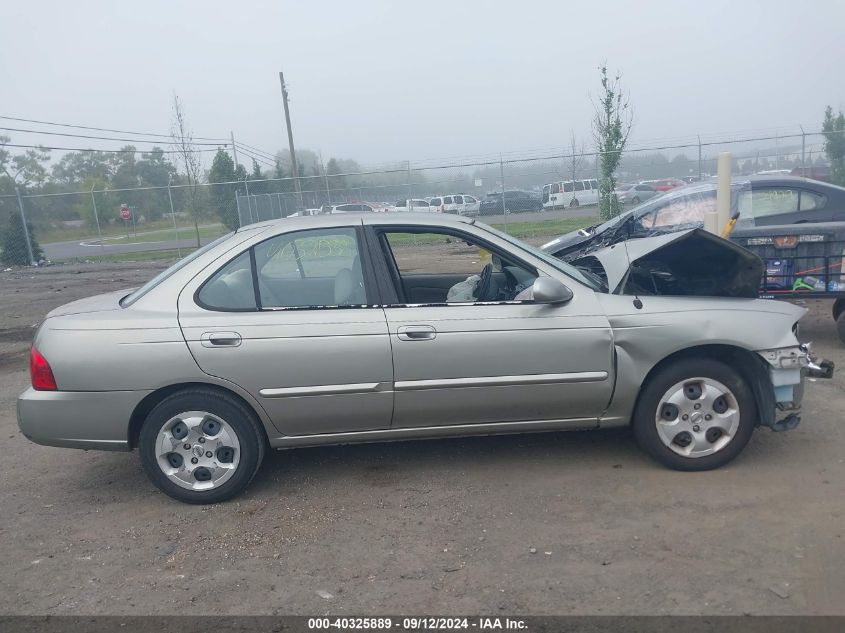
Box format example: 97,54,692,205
236,146,275,168
0,114,227,142
234,141,277,160
1,142,223,154
235,143,276,164
0,126,228,146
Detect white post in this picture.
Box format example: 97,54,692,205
712,151,732,235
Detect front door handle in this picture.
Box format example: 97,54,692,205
201,331,242,348
397,325,436,341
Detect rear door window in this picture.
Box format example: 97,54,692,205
563,182,574,193
574,181,585,191
254,227,367,307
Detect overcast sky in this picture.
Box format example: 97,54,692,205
3,0,844,168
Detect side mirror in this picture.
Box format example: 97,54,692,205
531,277,573,304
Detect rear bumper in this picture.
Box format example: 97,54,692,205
17,387,152,451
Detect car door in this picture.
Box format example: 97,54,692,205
178,224,393,437
370,224,614,429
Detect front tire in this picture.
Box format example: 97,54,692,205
570,199,579,208
632,358,757,471
631,196,641,204
139,388,266,503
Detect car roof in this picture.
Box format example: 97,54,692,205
241,212,476,235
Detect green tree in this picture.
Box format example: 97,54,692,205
1,135,50,187
823,105,845,186
207,149,240,231
592,65,633,220
1,210,43,266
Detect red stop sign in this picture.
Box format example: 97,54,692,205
120,205,130,220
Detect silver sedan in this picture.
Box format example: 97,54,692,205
619,183,660,205
18,214,814,503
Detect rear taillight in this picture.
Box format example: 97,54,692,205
30,346,57,391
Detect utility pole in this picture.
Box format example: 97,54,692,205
278,72,304,210
230,131,240,170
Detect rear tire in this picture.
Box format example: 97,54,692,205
570,199,579,208
632,358,757,471
139,388,266,504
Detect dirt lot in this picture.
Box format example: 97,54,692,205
1,261,844,615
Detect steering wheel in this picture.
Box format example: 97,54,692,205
475,263,494,302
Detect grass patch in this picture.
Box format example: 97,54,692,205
66,248,197,264
40,222,226,245
489,216,598,239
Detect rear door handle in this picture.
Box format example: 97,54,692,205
397,325,436,341
201,331,242,347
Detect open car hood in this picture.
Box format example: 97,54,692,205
569,228,763,298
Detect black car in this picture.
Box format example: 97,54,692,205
479,190,542,215
542,176,845,259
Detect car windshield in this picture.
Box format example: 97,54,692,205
478,222,604,291
119,232,236,307
592,182,725,235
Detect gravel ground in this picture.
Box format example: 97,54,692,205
1,261,844,615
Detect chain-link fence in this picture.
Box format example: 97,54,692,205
0,128,836,267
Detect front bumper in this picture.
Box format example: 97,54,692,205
17,387,152,451
757,343,834,431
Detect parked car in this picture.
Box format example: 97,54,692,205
18,213,822,502
480,190,542,215
541,176,845,260
286,208,321,218
394,199,435,213
435,194,481,216
323,203,376,214
643,178,686,192
542,179,600,209
618,183,660,205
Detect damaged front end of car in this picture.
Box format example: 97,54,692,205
755,343,834,431
560,227,835,432
567,227,764,298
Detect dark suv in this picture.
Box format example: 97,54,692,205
479,190,542,215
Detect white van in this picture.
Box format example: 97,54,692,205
431,194,481,216
542,179,600,209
